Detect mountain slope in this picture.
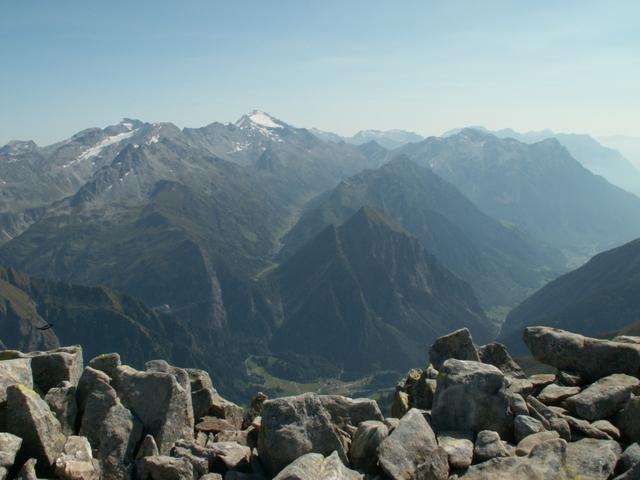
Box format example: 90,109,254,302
499,238,640,354
271,207,491,375
281,156,563,310
310,128,423,149
400,129,640,261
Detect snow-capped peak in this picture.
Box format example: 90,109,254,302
236,110,284,130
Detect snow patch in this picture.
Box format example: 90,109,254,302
65,130,138,168
147,134,159,145
248,111,281,129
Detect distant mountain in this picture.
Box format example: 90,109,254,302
310,128,423,149
499,238,640,354
399,129,640,262
271,207,492,375
598,135,640,171
281,156,563,310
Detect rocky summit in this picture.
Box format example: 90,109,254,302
1,326,640,479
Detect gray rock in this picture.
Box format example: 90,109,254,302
0,467,6,480
99,401,143,480
137,435,159,459
349,420,388,473
273,451,363,480
516,431,560,456
592,420,620,440
77,367,112,421
257,393,382,474
137,455,196,480
186,368,243,429
618,396,640,443
0,358,32,403
116,365,194,454
506,378,534,397
170,440,210,477
514,415,546,443
45,381,77,436
565,438,622,480
215,429,249,446
537,384,581,405
6,384,65,476
556,371,585,387
509,393,529,416
208,441,251,472
27,346,83,393
562,414,612,440
378,408,442,480
528,374,556,393
614,462,640,480
431,359,513,439
80,371,118,451
199,475,223,480
474,430,510,463
478,342,526,378
390,390,409,419
54,435,100,480
526,396,570,440
524,327,640,381
88,353,121,380
566,374,639,421
0,432,22,467
415,447,449,480
412,373,437,410
16,458,38,480
461,439,569,479
429,328,480,371
619,443,640,473
437,431,474,469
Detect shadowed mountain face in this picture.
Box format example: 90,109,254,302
281,156,563,310
499,238,640,354
399,129,640,262
271,207,492,375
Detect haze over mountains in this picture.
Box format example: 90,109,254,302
3,110,640,400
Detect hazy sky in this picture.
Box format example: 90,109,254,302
1,0,639,145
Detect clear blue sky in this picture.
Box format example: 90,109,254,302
1,0,639,145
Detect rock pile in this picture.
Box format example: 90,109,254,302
1,326,640,479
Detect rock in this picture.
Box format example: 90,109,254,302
562,414,612,440
16,458,38,480
385,417,400,432
54,436,100,480
0,358,32,403
565,374,639,421
137,455,196,480
537,384,581,405
614,462,640,480
196,417,236,435
79,370,118,451
437,431,474,469
0,432,22,468
431,359,513,439
390,390,409,418
565,438,622,480
556,371,585,387
506,378,534,397
509,393,529,416
242,392,267,429
378,408,443,480
208,441,251,472
45,381,78,436
257,393,382,474
116,365,194,454
137,435,159,459
619,443,640,474
523,327,640,381
516,431,560,456
187,368,243,428
28,346,83,393
200,475,223,480
478,342,526,378
528,374,556,393
474,430,510,463
98,401,143,480
209,395,244,431
415,448,449,480
461,439,568,479
88,353,121,380
429,328,480,371
349,420,388,473
215,429,249,446
6,384,65,476
592,420,620,440
526,396,570,440
412,373,437,410
613,336,640,345
273,451,363,480
170,440,210,477
618,396,640,443
514,415,546,443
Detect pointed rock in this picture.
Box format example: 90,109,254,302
429,328,480,371
45,381,78,436
273,451,362,480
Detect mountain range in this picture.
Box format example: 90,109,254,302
310,128,424,149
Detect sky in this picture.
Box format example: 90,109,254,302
1,0,639,146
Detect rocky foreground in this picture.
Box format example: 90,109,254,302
1,327,640,479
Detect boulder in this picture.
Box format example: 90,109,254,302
474,430,510,463
54,436,100,480
79,371,118,451
88,353,121,380
242,392,267,430
208,441,251,472
592,420,620,440
137,456,196,480
562,414,612,440
526,396,570,440
349,420,388,473
390,390,409,418
537,384,580,405
257,393,382,474
524,327,640,381
27,346,83,393
478,342,526,378
0,432,22,468
6,384,65,476
514,415,546,443
378,408,444,480
614,462,640,480
508,393,529,416
565,374,639,421
137,435,159,459
45,381,78,436
215,429,249,446
273,451,363,480
516,431,560,456
170,440,210,477
116,365,194,454
98,401,143,480
618,443,640,474
429,328,480,371
556,371,586,387
196,417,236,435
16,458,38,480
565,438,622,480
618,396,640,443
412,373,437,410
431,359,513,439
0,358,32,403
437,431,474,470
76,367,112,420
